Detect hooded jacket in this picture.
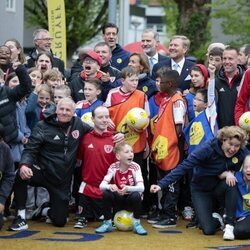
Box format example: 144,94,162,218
158,138,248,192
20,105,91,185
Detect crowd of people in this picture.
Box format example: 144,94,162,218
0,23,250,240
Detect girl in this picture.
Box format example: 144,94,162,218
96,141,147,235
184,64,208,122
27,67,43,90
4,38,26,64
35,52,53,74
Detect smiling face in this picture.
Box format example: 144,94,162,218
34,31,53,53
92,106,110,133
221,137,241,158
116,144,134,167
0,46,11,65
141,31,158,56
56,99,75,123
223,49,238,75
168,38,187,61
128,55,143,74
38,90,51,108
191,70,205,88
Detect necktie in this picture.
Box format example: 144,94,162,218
173,63,179,72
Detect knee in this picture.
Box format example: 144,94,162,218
52,217,67,227
131,192,141,201
202,226,216,235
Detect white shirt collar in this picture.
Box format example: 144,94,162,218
171,57,185,70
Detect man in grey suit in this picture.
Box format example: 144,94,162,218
152,35,195,92
141,29,168,76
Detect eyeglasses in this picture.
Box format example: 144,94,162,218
194,97,205,102
36,38,53,41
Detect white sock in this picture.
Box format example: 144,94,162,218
41,207,49,217
18,209,26,219
133,218,140,224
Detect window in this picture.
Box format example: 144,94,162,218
6,0,16,12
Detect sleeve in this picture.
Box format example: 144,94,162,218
25,92,38,113
126,167,145,193
9,65,32,101
173,99,186,127
103,91,112,107
234,70,250,125
19,122,45,167
99,166,114,190
158,142,212,189
0,144,15,205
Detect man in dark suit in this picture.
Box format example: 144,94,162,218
141,28,168,76
26,29,65,76
152,35,195,92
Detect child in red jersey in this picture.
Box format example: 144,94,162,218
95,141,147,235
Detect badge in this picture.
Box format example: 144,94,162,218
232,157,238,164
72,130,79,139
104,145,113,153
117,58,122,64
142,86,148,93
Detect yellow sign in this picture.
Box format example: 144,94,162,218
151,135,168,162
189,122,204,145
47,0,67,66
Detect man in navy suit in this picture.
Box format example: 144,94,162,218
141,29,168,76
152,35,195,92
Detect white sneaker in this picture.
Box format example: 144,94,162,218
182,206,194,221
223,224,235,240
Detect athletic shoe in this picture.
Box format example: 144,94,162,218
182,206,194,221
152,218,176,229
186,216,198,229
133,222,148,235
212,212,225,230
74,217,87,229
147,213,161,224
95,220,113,234
31,202,50,220
8,216,28,231
223,224,235,241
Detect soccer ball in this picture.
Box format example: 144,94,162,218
239,111,250,132
113,210,133,231
126,107,149,132
81,112,94,127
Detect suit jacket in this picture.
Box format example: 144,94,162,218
151,57,195,92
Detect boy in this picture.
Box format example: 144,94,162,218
150,67,186,228
75,78,103,118
53,85,71,106
208,47,223,75
96,141,147,235
0,124,15,230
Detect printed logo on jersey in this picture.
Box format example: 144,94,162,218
53,135,60,140
78,89,84,93
232,157,238,164
104,145,113,153
88,143,94,148
142,86,148,93
72,130,79,139
117,58,122,64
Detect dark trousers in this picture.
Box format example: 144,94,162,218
234,216,250,239
14,166,71,227
157,168,180,220
192,180,237,235
102,190,142,219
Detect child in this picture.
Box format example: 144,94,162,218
0,124,15,229
75,78,103,118
43,68,64,95
234,154,250,239
104,66,150,211
27,67,43,90
184,64,208,122
96,141,147,235
208,47,223,75
150,67,186,228
53,84,71,105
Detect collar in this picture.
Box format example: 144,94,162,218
171,57,185,69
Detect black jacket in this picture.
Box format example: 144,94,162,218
0,65,31,143
215,65,244,128
26,48,65,76
20,106,92,185
0,141,15,205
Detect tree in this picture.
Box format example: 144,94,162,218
161,0,212,61
212,0,250,45
24,0,108,58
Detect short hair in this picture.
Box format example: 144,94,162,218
245,44,250,56
91,105,107,118
36,52,54,66
120,66,138,79
102,23,119,34
57,97,76,112
94,42,111,53
85,78,102,90
27,67,43,79
43,69,62,82
54,84,71,97
155,66,179,84
217,126,248,147
130,52,150,74
4,38,26,64
196,89,208,103
224,46,238,54
113,141,132,154
209,47,224,58
142,28,159,41
170,35,190,50
33,28,49,40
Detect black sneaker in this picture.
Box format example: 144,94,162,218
8,216,28,231
152,218,176,229
31,202,50,220
74,217,87,229
147,214,161,224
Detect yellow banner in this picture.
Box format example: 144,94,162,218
47,0,67,66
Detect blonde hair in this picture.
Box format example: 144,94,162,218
217,126,248,147
43,69,62,82
113,141,132,154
